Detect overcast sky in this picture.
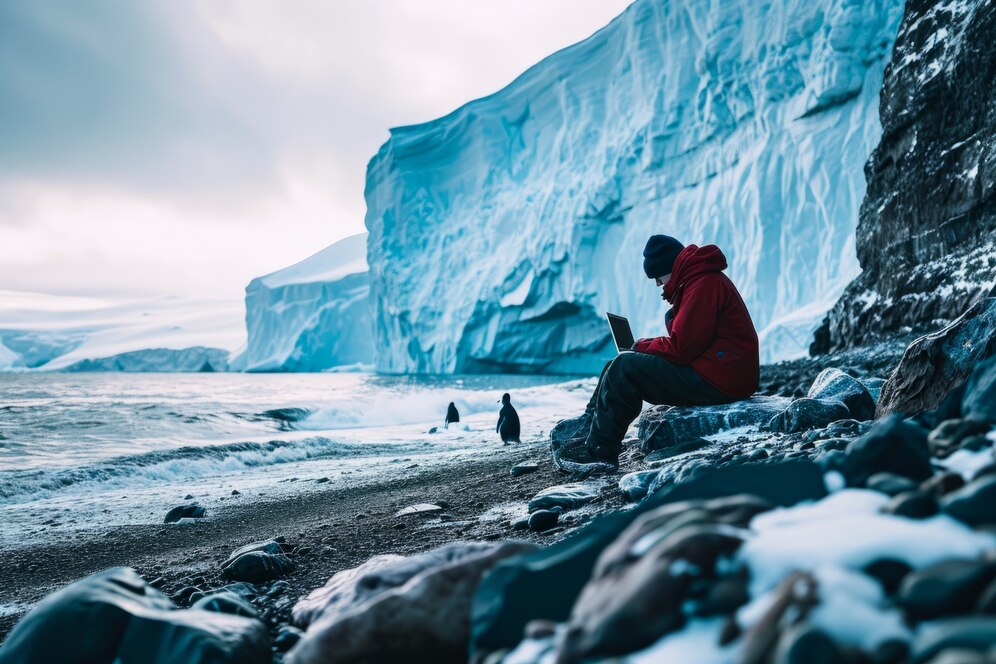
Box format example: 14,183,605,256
0,0,633,303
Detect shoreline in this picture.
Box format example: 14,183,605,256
0,440,633,642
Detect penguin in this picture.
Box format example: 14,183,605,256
496,393,521,445
445,402,460,429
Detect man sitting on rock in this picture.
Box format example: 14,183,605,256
554,235,760,474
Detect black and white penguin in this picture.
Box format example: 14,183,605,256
445,402,460,429
496,393,521,445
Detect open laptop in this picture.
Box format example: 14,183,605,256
606,312,636,353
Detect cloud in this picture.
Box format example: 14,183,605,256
0,0,633,300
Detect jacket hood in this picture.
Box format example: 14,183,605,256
664,244,728,302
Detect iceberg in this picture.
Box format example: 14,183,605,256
363,0,904,373
242,233,374,372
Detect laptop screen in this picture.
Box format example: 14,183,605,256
606,313,635,352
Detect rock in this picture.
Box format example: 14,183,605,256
396,503,444,516
738,571,820,664
222,551,295,584
293,542,500,628
638,396,789,452
220,582,259,600
618,470,659,502
510,517,529,531
913,618,996,662
557,495,770,661
767,398,850,434
807,368,876,421
867,472,920,497
469,461,825,657
0,567,268,663
899,560,996,620
922,472,967,498
292,554,406,627
427,426,438,434
222,538,290,569
230,489,241,496
942,476,996,527
962,355,996,423
164,503,206,524
774,623,844,664
527,484,600,513
863,558,913,596
862,377,887,404
748,448,769,462
560,522,746,660
843,415,932,485
184,494,194,500
877,299,996,418
510,463,540,477
696,569,750,616
929,419,994,459
643,437,712,462
528,510,559,532
884,491,939,519
287,541,536,663
191,591,259,618
274,625,303,652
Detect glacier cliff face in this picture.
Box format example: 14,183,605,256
243,233,374,372
365,0,904,373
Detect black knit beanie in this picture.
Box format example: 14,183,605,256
643,235,684,278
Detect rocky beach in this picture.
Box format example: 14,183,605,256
3,304,996,662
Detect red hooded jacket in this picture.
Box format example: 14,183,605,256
631,244,759,399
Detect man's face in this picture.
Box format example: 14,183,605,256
654,273,671,292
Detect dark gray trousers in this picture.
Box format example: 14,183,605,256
585,352,734,457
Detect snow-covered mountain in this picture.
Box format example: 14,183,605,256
0,291,244,371
241,233,373,372
363,0,904,373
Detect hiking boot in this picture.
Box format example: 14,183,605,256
552,438,618,475
550,411,594,451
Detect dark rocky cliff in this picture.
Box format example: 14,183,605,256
814,0,996,354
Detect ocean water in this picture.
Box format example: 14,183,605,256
0,373,594,547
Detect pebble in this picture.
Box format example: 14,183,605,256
396,503,444,516
163,503,206,524
899,560,996,620
773,623,844,664
274,625,303,652
511,463,540,477
528,510,559,532
867,472,919,497
883,491,939,519
942,476,996,527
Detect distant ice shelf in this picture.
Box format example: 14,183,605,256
0,291,245,371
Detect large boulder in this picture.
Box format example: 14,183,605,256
638,397,789,452
842,415,933,485
0,567,268,664
767,398,850,434
807,368,876,421
768,368,875,434
286,541,536,664
557,495,770,660
292,542,494,628
877,298,996,418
